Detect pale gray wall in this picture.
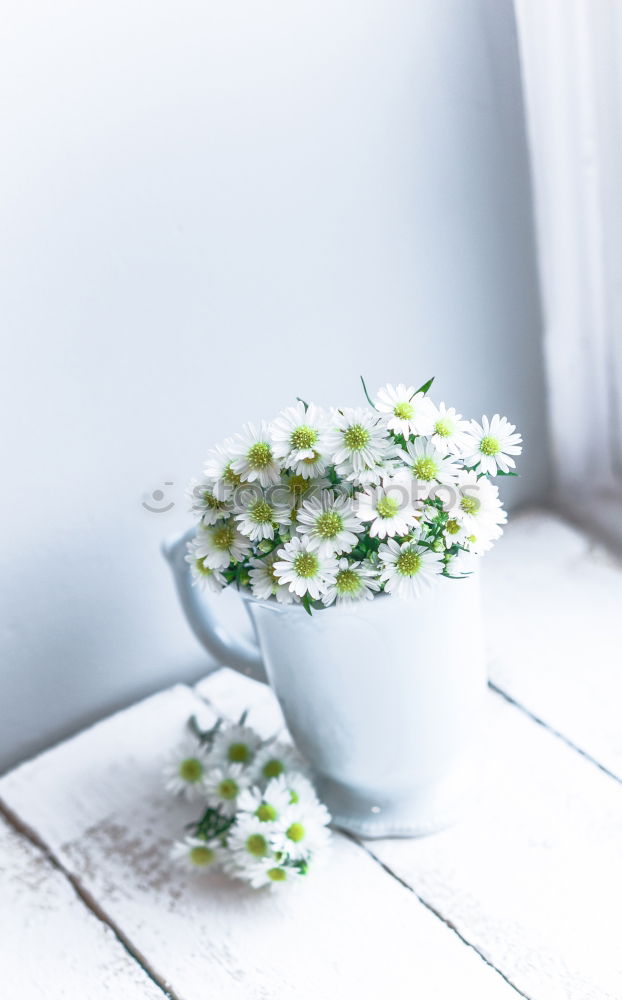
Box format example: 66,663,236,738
0,0,548,771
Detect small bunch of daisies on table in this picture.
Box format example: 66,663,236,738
166,716,330,888
186,377,522,610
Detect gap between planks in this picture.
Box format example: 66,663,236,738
0,797,179,1000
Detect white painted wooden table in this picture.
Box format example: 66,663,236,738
2,511,621,1000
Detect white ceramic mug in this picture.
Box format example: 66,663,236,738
163,528,486,837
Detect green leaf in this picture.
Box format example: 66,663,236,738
359,375,377,409
412,376,434,397
495,469,519,477
301,593,313,616
296,396,309,410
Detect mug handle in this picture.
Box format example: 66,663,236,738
162,527,268,683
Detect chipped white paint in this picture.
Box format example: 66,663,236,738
484,511,622,779
0,685,514,1000
0,813,163,1000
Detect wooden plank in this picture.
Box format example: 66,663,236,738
484,510,622,780
201,669,622,1000
0,812,163,1000
0,685,516,1000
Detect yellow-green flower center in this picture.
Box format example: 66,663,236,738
396,550,422,577
460,495,480,516
256,802,278,822
344,424,370,451
434,418,453,437
247,441,273,469
286,822,305,843
315,510,343,539
376,496,399,519
446,518,461,535
189,845,215,867
413,457,438,482
267,867,287,882
178,757,203,783
335,568,361,594
212,523,236,550
217,778,239,800
393,401,414,420
249,500,273,524
195,558,213,577
302,451,321,466
203,490,226,510
262,758,284,779
223,463,242,486
227,742,251,763
480,435,500,456
291,425,317,450
246,833,269,858
293,551,319,578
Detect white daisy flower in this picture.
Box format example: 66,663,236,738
273,535,338,599
273,801,331,862
401,437,461,499
440,469,507,532
163,739,208,799
461,518,504,556
171,836,224,871
378,539,444,599
322,558,380,606
193,520,251,569
233,487,291,541
285,773,323,810
185,537,228,592
374,383,435,437
210,724,262,768
204,763,250,816
186,476,232,525
428,402,471,456
296,489,362,556
249,553,296,604
461,414,523,475
252,742,309,783
325,407,391,478
229,422,281,487
237,778,293,824
355,473,422,538
225,814,278,872
271,402,330,479
203,437,245,489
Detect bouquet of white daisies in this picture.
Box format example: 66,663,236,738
167,716,330,889
186,378,522,611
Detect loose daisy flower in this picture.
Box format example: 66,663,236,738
193,520,251,569
171,836,224,871
185,537,227,592
273,535,338,599
374,383,435,437
237,777,293,824
440,469,507,532
186,476,232,525
273,800,331,862
378,539,444,599
271,402,330,479
210,724,262,768
461,414,523,475
296,489,362,556
163,739,209,799
401,437,461,498
233,488,291,541
248,553,296,604
204,763,249,817
325,407,391,478
428,402,471,456
252,742,309,783
355,473,421,538
229,422,281,487
322,558,380,605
